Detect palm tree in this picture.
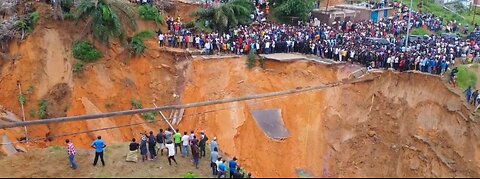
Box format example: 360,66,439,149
75,0,137,45
195,0,253,32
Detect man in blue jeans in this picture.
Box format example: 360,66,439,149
181,132,190,157
66,139,77,170
91,136,107,166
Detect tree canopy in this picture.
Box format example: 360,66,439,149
75,0,137,45
194,0,254,32
272,0,315,23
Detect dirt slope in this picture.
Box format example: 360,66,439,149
0,2,200,149
178,58,480,177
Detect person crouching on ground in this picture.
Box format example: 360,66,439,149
66,139,78,170
126,138,139,162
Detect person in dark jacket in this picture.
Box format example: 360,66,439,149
199,131,209,158
140,134,148,162
148,131,157,160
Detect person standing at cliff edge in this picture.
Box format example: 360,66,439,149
66,139,77,170
91,136,107,167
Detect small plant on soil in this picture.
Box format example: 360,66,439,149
73,62,84,73
247,50,256,69
131,99,156,121
131,99,143,109
138,4,164,25
142,112,156,122
129,30,155,55
26,85,35,94
73,41,102,62
105,102,114,109
183,172,197,178
29,109,36,118
18,94,26,106
38,100,48,119
259,56,265,69
16,11,41,40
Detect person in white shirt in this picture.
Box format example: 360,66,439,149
181,132,190,157
158,34,165,47
265,41,271,54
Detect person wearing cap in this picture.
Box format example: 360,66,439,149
211,137,218,151
199,131,209,158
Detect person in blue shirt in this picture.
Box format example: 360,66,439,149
218,159,227,178
91,136,107,166
210,137,218,153
229,157,238,178
465,86,473,103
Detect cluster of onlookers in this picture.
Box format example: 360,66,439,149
65,129,252,178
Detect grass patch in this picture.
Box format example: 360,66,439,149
411,28,429,36
73,41,102,63
457,66,478,90
183,172,197,178
49,146,63,153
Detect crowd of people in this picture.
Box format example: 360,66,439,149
156,1,480,79
65,129,251,178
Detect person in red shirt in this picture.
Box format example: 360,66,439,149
66,139,78,170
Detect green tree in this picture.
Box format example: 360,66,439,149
194,0,253,32
75,0,137,45
272,0,315,23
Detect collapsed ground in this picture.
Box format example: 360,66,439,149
1,1,480,178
